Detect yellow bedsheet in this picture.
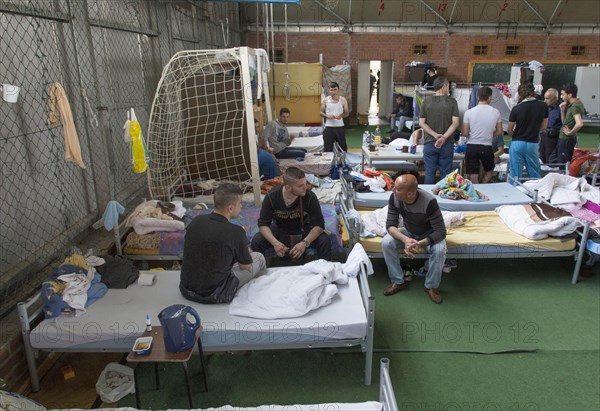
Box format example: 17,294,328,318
358,210,576,254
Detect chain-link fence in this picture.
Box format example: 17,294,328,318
0,0,239,319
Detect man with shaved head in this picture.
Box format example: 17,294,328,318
381,174,447,303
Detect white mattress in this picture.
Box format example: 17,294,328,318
353,182,533,210
279,152,334,177
290,135,324,153
30,269,367,351
48,402,383,411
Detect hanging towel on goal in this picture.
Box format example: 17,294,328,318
48,82,86,169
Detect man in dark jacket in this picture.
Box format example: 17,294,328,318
251,167,332,262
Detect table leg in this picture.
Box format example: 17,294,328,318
197,338,208,392
154,362,160,390
182,362,193,408
133,365,141,409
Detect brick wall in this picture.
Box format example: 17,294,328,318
0,314,31,392
245,31,600,118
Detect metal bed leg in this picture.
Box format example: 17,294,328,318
572,223,590,284
17,301,40,392
379,358,398,410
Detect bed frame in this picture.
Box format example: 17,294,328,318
26,358,396,411
339,176,591,284
18,263,375,392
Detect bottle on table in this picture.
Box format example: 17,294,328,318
374,126,381,146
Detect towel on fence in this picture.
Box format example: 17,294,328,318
48,82,86,169
103,200,125,231
432,170,489,202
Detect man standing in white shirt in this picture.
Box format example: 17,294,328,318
320,82,349,152
462,87,503,183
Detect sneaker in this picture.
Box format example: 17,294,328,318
446,259,458,269
404,270,414,282
442,265,452,274
414,266,427,278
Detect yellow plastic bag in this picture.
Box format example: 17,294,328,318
128,109,147,173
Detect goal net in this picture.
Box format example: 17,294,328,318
147,48,263,200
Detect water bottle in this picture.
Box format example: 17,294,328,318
362,130,370,147
368,132,376,152
374,126,381,146
146,314,152,332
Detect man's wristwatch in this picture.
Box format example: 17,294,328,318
301,239,310,248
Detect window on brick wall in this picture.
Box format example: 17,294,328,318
412,44,430,56
571,45,586,56
472,45,489,56
272,48,285,63
505,45,522,56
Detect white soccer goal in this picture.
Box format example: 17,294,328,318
146,47,270,205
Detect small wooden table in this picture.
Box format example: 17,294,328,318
126,326,207,408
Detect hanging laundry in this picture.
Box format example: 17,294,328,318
47,82,86,169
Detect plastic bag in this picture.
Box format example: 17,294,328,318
0,390,46,410
96,362,135,403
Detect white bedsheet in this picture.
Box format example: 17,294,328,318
49,402,383,411
521,173,600,208
230,245,371,319
290,135,324,153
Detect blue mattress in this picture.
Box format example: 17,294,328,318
354,182,533,211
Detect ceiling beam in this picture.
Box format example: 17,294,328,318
415,0,449,26
547,0,564,26
448,0,459,25
313,0,347,25
520,0,548,26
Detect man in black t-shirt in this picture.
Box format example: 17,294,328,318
507,83,548,183
180,184,266,304
251,167,332,262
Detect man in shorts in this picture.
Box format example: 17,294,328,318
462,86,503,183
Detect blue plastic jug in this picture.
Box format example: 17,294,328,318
158,304,201,353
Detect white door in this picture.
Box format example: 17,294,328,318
357,60,371,115
379,61,394,119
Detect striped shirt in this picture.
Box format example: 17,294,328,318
385,189,446,245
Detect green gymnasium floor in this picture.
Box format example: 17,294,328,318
114,121,600,410
118,259,599,410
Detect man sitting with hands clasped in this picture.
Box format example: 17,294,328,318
251,167,332,263
381,174,447,304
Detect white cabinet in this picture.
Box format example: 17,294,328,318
575,67,600,116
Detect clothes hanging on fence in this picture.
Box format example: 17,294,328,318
47,82,86,169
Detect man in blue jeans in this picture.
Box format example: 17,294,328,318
381,174,447,304
419,77,460,184
507,83,548,183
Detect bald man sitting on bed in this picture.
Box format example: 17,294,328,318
381,174,447,304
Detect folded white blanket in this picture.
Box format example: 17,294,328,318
496,204,580,240
132,217,185,235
